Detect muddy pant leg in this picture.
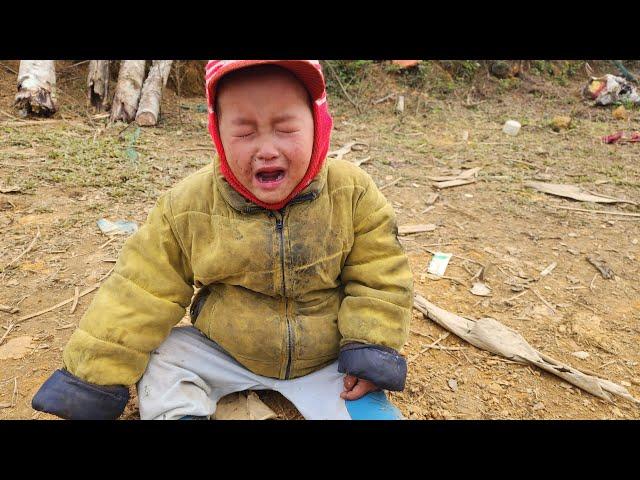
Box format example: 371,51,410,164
274,361,405,420
137,326,266,420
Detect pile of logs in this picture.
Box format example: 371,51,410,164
15,60,174,126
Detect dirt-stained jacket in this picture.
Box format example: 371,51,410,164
62,157,413,386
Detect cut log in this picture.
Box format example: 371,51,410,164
136,60,173,126
14,60,57,117
110,60,146,123
87,60,110,111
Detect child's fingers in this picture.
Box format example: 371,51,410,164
340,379,376,400
343,374,357,391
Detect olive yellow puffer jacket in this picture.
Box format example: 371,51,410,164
62,157,413,386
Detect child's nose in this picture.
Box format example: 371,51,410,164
255,141,279,161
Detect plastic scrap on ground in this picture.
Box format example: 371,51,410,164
583,74,640,106
602,131,640,144
97,219,139,236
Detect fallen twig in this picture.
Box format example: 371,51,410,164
69,286,80,314
3,227,40,271
380,177,402,191
555,206,640,218
530,288,556,315
0,304,19,314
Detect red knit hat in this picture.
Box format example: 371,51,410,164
205,60,333,211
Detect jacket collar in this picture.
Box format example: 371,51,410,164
213,156,329,214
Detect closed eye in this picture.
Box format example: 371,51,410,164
233,132,254,138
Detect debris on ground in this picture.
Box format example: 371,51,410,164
0,185,21,194
602,131,640,144
612,105,628,120
414,294,640,406
213,391,277,420
429,167,481,189
583,74,640,106
398,224,437,235
572,351,590,360
391,60,421,69
97,218,139,236
550,116,572,132
470,281,492,297
525,181,637,205
327,141,369,161
0,336,34,360
502,120,521,136
0,304,19,314
427,252,452,277
586,255,615,279
539,262,557,277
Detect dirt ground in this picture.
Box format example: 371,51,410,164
1,60,639,420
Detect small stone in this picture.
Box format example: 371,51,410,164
533,402,545,411
448,379,458,392
613,105,628,120
488,383,503,395
632,239,638,245
568,232,578,238
621,380,632,387
550,116,572,132
572,351,590,360
558,325,567,334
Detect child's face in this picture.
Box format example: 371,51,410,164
217,68,315,205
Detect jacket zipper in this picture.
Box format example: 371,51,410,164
275,212,293,379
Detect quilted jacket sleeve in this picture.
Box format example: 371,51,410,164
337,173,413,390
62,193,194,386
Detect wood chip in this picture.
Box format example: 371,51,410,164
398,224,437,235
470,281,492,297
540,262,557,277
69,286,80,314
586,256,614,279
433,178,476,189
0,304,19,314
526,181,637,205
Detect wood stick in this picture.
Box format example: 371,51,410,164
380,177,403,190
14,284,99,325
0,324,15,346
3,227,40,270
0,304,19,314
99,237,116,249
12,377,17,407
530,288,556,315
0,62,18,75
69,286,80,314
555,206,640,218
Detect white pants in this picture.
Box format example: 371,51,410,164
137,326,402,420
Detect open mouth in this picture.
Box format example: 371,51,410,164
256,169,286,183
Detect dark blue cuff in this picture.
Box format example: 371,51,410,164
337,343,407,391
32,369,130,420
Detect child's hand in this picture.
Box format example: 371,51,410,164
340,374,379,400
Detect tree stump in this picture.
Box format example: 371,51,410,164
136,60,173,126
110,60,146,123
14,60,57,117
87,60,110,111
